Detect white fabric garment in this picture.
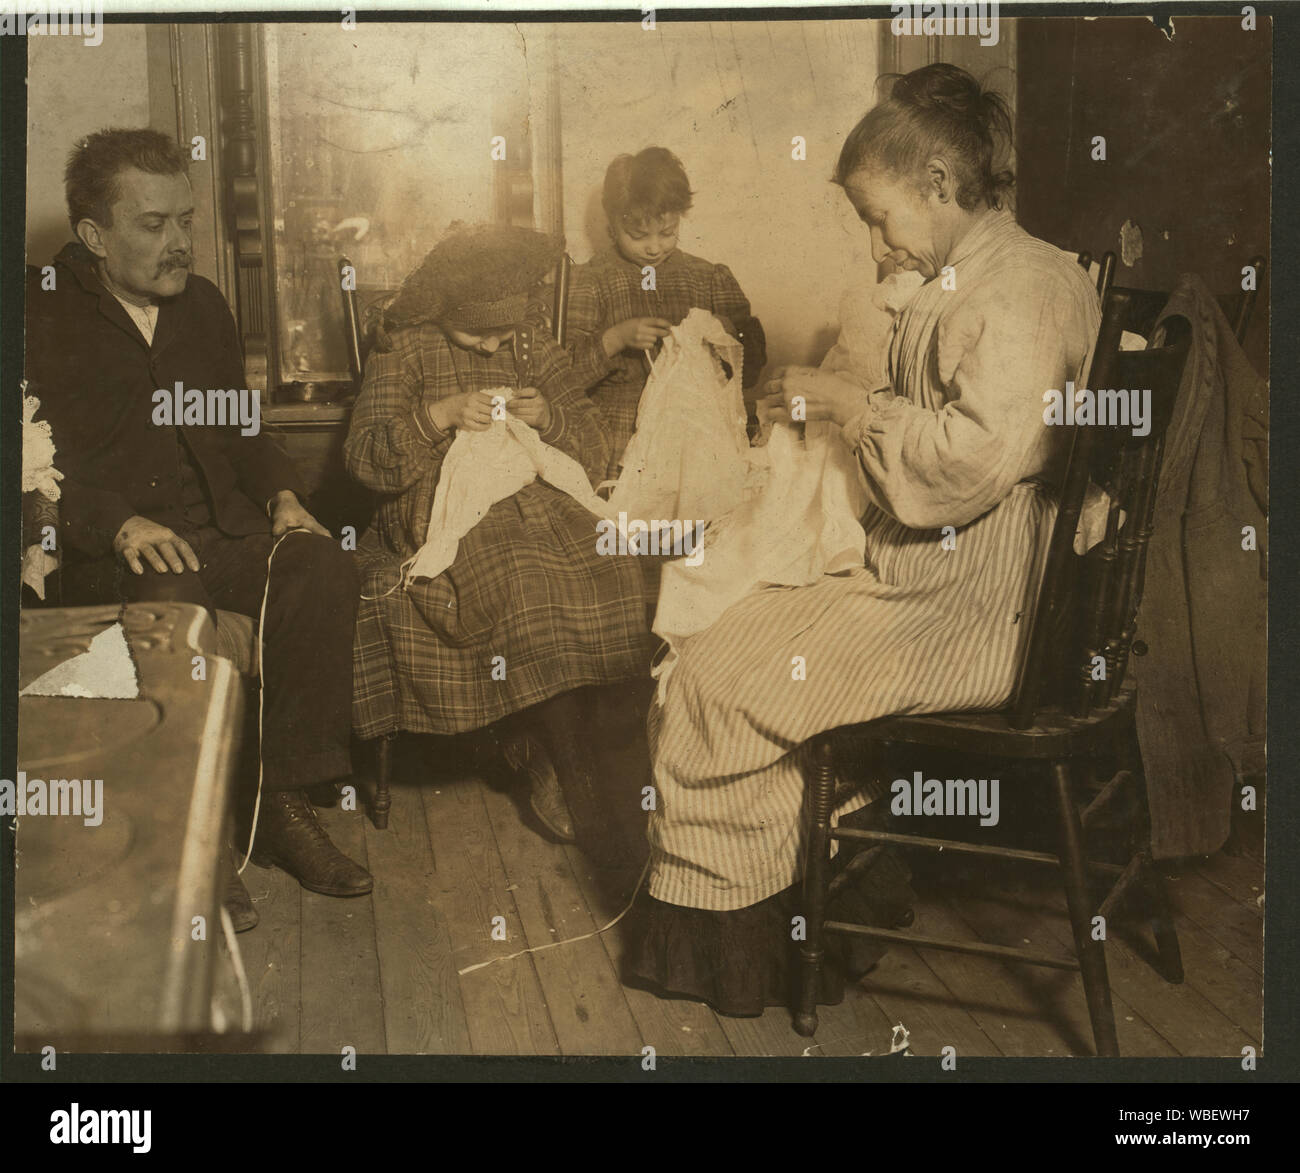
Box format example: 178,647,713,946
605,308,762,524
404,388,611,584
110,292,159,345
654,420,868,653
652,276,922,673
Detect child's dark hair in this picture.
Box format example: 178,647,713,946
833,64,1015,212
602,147,694,232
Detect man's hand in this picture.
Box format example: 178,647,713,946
268,490,331,538
603,317,672,357
506,386,553,431
113,516,201,576
758,366,869,428
428,390,496,434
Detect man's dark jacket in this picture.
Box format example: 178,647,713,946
25,242,305,560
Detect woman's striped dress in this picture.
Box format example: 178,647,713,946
645,211,1101,912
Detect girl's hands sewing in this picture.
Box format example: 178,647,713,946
603,316,673,356
428,390,496,434
506,386,553,431
757,366,870,428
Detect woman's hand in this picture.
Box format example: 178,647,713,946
758,366,869,428
428,390,496,433
506,386,553,431
603,316,672,357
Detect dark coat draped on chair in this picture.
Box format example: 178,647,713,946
1130,274,1268,859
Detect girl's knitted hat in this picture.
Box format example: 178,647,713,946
373,222,563,349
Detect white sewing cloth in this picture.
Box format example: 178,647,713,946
652,277,922,659
605,308,762,525
404,388,611,584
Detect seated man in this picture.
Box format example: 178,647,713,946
25,128,370,927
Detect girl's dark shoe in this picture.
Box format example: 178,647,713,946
502,735,577,844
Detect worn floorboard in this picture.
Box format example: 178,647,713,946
856,944,1002,1057
421,773,560,1056
364,778,472,1054
955,874,1178,1058
238,769,1264,1059
479,781,644,1056
298,803,387,1056
237,851,301,1053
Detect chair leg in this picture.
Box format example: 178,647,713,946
794,737,836,1037
371,732,395,830
1120,725,1183,984
1141,856,1184,984
1050,760,1120,1057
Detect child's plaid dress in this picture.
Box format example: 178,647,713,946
345,324,650,738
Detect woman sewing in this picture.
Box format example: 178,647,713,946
625,63,1101,1015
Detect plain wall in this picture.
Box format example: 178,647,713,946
25,27,152,267
554,19,882,375
1016,16,1271,374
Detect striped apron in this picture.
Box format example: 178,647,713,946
646,481,1055,911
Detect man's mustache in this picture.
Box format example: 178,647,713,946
158,254,194,273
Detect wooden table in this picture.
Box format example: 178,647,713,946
14,602,249,1051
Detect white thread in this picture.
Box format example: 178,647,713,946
458,854,651,976
219,904,254,1033
360,557,413,601
236,529,306,875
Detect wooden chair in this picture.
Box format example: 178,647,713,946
793,283,1195,1056
342,253,575,828
1084,250,1264,346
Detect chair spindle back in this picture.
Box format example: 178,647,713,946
1009,287,1192,728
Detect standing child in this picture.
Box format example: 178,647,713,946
345,224,650,863
545,147,766,481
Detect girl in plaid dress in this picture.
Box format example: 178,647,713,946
541,148,767,482
345,225,651,860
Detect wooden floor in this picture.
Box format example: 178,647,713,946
228,741,1264,1058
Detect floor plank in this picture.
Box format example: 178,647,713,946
565,850,737,1058
1193,850,1266,912
1142,915,1262,1043
713,968,897,1058
479,781,644,1056
363,778,472,1055
298,803,387,1055
421,773,560,1055
228,764,1265,1060
988,871,1258,1056
236,852,301,1053
894,892,1079,1057
1164,866,1263,973
953,873,1178,1057
856,944,1002,1057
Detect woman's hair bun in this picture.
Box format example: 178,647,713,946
835,63,1015,212
894,62,982,117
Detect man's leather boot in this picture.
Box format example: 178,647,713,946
252,789,373,897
